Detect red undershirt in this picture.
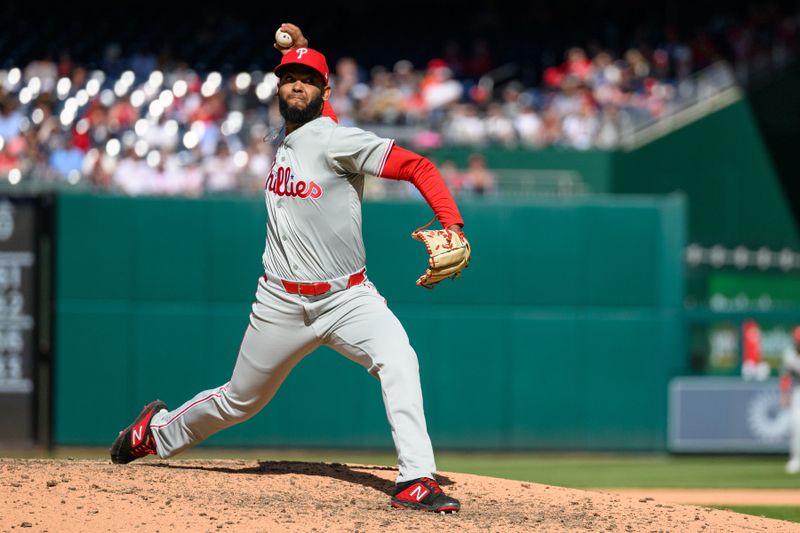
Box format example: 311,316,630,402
379,145,464,230
322,101,338,121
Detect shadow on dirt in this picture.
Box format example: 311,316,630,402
144,460,455,495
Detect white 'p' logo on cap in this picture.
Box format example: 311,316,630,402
296,48,308,59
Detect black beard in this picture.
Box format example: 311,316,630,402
279,93,324,124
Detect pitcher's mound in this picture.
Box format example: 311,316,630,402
1,458,797,532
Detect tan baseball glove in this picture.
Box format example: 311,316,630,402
411,220,471,288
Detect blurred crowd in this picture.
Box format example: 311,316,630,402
0,4,797,197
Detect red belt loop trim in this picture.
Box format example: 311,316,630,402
281,280,331,296
267,267,367,296
346,268,366,288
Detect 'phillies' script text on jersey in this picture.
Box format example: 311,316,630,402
262,117,395,282
266,165,323,199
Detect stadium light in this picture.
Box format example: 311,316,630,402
8,169,21,185
172,80,188,98
57,77,71,99
105,139,121,158
86,79,101,97
235,73,252,93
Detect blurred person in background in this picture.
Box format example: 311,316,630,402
191,92,226,156
108,95,138,133
112,146,152,196
462,152,497,196
68,65,88,96
57,50,74,79
562,97,599,150
48,133,84,181
594,104,622,149
23,54,58,94
0,96,22,142
443,103,487,146
549,73,584,118
780,326,800,474
143,114,177,151
419,58,463,126
391,59,425,125
662,26,694,81
364,67,405,125
540,106,565,146
203,140,239,193
0,140,19,178
484,102,517,147
623,48,651,90
499,81,526,117
327,56,364,126
151,150,202,197
245,136,273,194
84,100,113,149
588,50,618,89
21,129,51,181
562,46,593,84
514,103,545,148
32,97,60,145
182,155,205,197
438,159,466,195
82,145,114,190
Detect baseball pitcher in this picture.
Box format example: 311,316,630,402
110,26,469,513
781,326,800,474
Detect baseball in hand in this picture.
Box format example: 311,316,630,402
275,29,293,49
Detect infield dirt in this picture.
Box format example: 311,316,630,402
1,458,798,532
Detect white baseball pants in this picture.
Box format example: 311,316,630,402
149,274,437,482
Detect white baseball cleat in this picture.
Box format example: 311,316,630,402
785,459,800,474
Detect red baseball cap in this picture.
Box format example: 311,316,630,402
274,47,329,85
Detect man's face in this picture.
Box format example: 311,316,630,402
277,65,330,124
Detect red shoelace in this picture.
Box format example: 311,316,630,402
132,434,157,458
418,477,443,494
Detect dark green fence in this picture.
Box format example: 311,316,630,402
54,193,686,451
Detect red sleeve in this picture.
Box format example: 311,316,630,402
379,145,464,229
322,100,338,123
781,373,792,394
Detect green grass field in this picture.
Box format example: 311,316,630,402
710,505,800,523
7,448,800,523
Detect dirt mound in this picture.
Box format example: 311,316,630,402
1,458,797,532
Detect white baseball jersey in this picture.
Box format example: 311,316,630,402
263,116,394,282
784,345,800,380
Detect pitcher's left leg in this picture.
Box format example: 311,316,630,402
323,284,436,482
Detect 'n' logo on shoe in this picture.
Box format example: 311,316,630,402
131,419,147,446
409,485,429,502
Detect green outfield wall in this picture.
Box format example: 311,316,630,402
612,99,798,249
54,193,686,451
